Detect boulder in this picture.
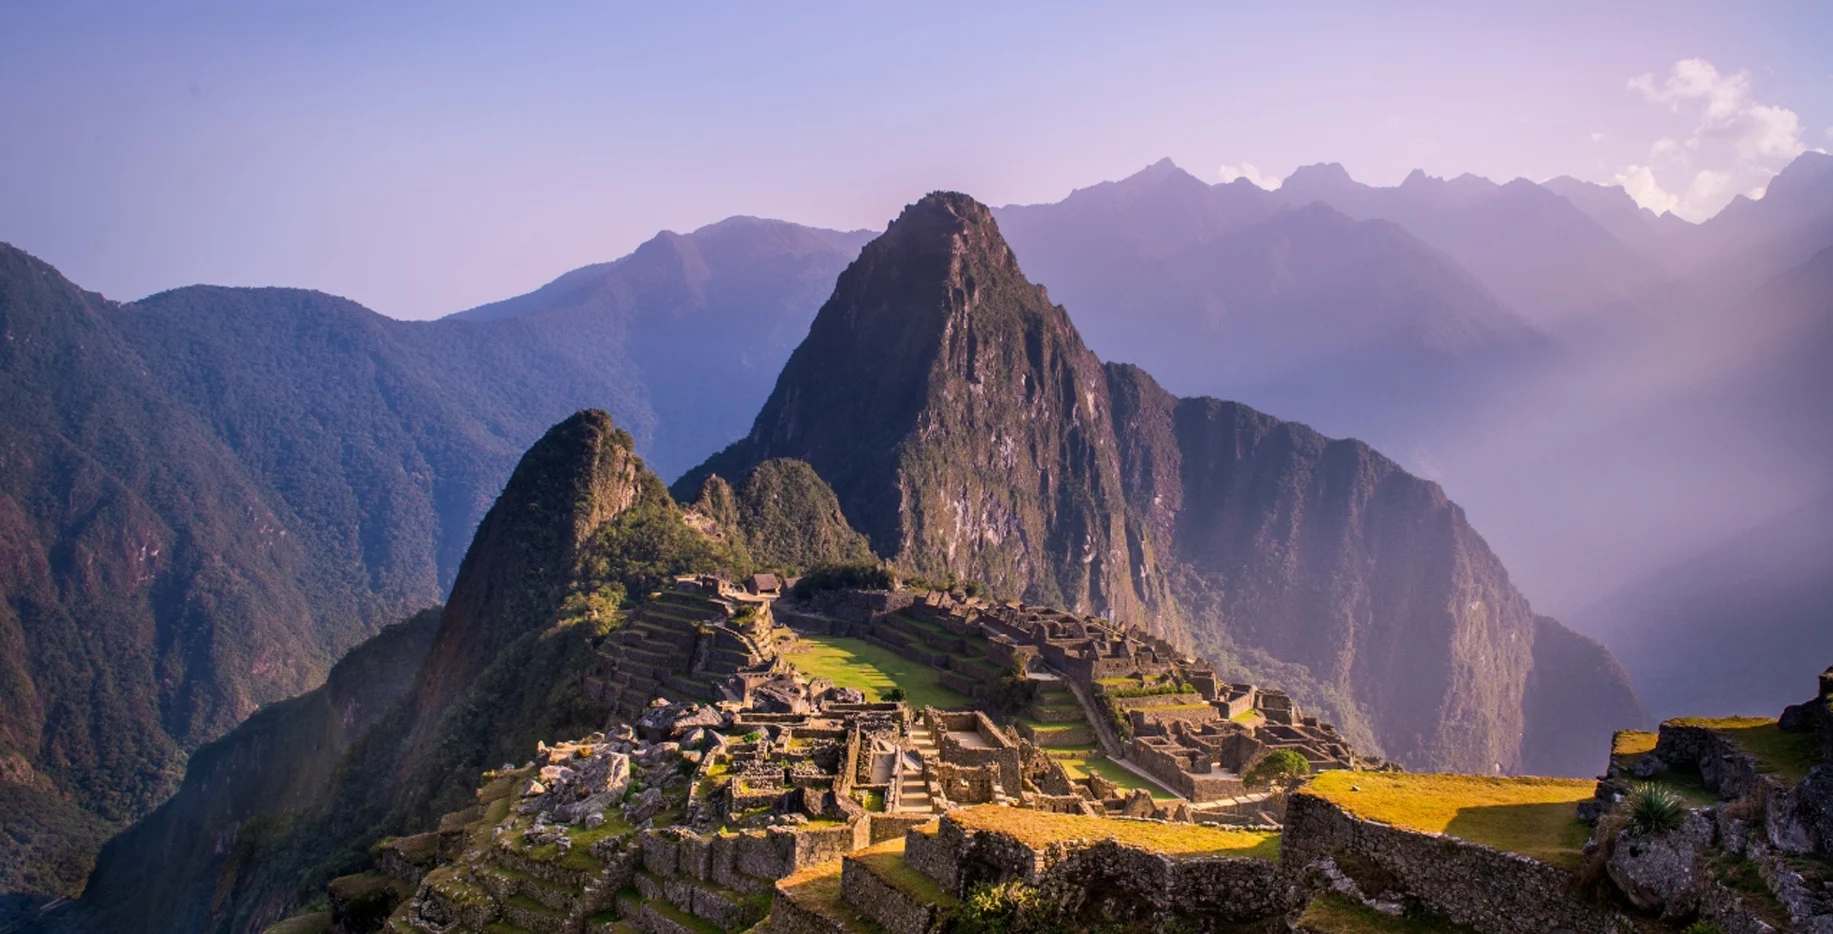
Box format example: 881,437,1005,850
1606,811,1715,919
625,786,667,825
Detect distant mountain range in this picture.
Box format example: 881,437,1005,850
3,150,1830,917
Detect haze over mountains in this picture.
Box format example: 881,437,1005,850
678,192,1641,777
2,151,1830,922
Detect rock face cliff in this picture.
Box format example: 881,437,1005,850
680,192,1645,774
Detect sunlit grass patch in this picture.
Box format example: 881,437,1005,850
1666,717,1821,782
784,634,972,710
1305,771,1594,870
948,803,1279,860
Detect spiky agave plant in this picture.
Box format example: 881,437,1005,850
1624,783,1687,835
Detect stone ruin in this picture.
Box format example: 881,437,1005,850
583,575,779,723
779,586,1386,822
276,577,1410,934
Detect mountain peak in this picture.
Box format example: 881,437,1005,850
1284,162,1357,190
889,190,998,240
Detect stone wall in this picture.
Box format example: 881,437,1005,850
1655,724,1763,801
1281,793,1621,934
1126,739,1244,803
935,761,1001,804
931,711,1022,796
919,815,1297,928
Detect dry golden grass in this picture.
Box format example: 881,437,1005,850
1305,771,1594,870
850,839,958,907
947,803,1280,861
1611,730,1656,758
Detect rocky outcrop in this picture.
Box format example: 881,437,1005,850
1605,811,1715,919
678,192,1644,773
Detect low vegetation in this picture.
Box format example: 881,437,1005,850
1305,771,1594,870
791,561,897,598
1623,783,1687,836
1244,749,1312,789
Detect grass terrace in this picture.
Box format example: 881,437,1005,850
851,839,959,908
948,803,1279,860
1304,771,1594,870
784,634,972,710
1667,716,1822,782
777,860,885,934
1609,730,1716,807
1049,745,1177,800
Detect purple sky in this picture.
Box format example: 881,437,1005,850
3,1,1829,319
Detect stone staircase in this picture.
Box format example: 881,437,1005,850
896,727,939,814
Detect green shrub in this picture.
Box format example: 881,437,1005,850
791,561,896,598
949,882,1043,934
880,687,907,703
988,660,1041,715
1244,749,1311,789
1624,783,1687,836
1684,922,1725,934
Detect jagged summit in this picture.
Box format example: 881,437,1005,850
678,192,1644,776
1279,161,1357,194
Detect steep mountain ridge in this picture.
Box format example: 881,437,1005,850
679,194,1171,626
0,221,864,902
682,191,1645,775
71,411,659,934
65,411,873,934
452,217,873,479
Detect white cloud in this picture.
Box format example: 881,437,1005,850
1688,169,1732,204
1591,131,1606,143
1218,163,1281,190
1617,58,1809,220
1613,165,1679,215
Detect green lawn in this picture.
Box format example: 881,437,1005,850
1305,771,1595,870
783,634,972,710
1050,745,1176,799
